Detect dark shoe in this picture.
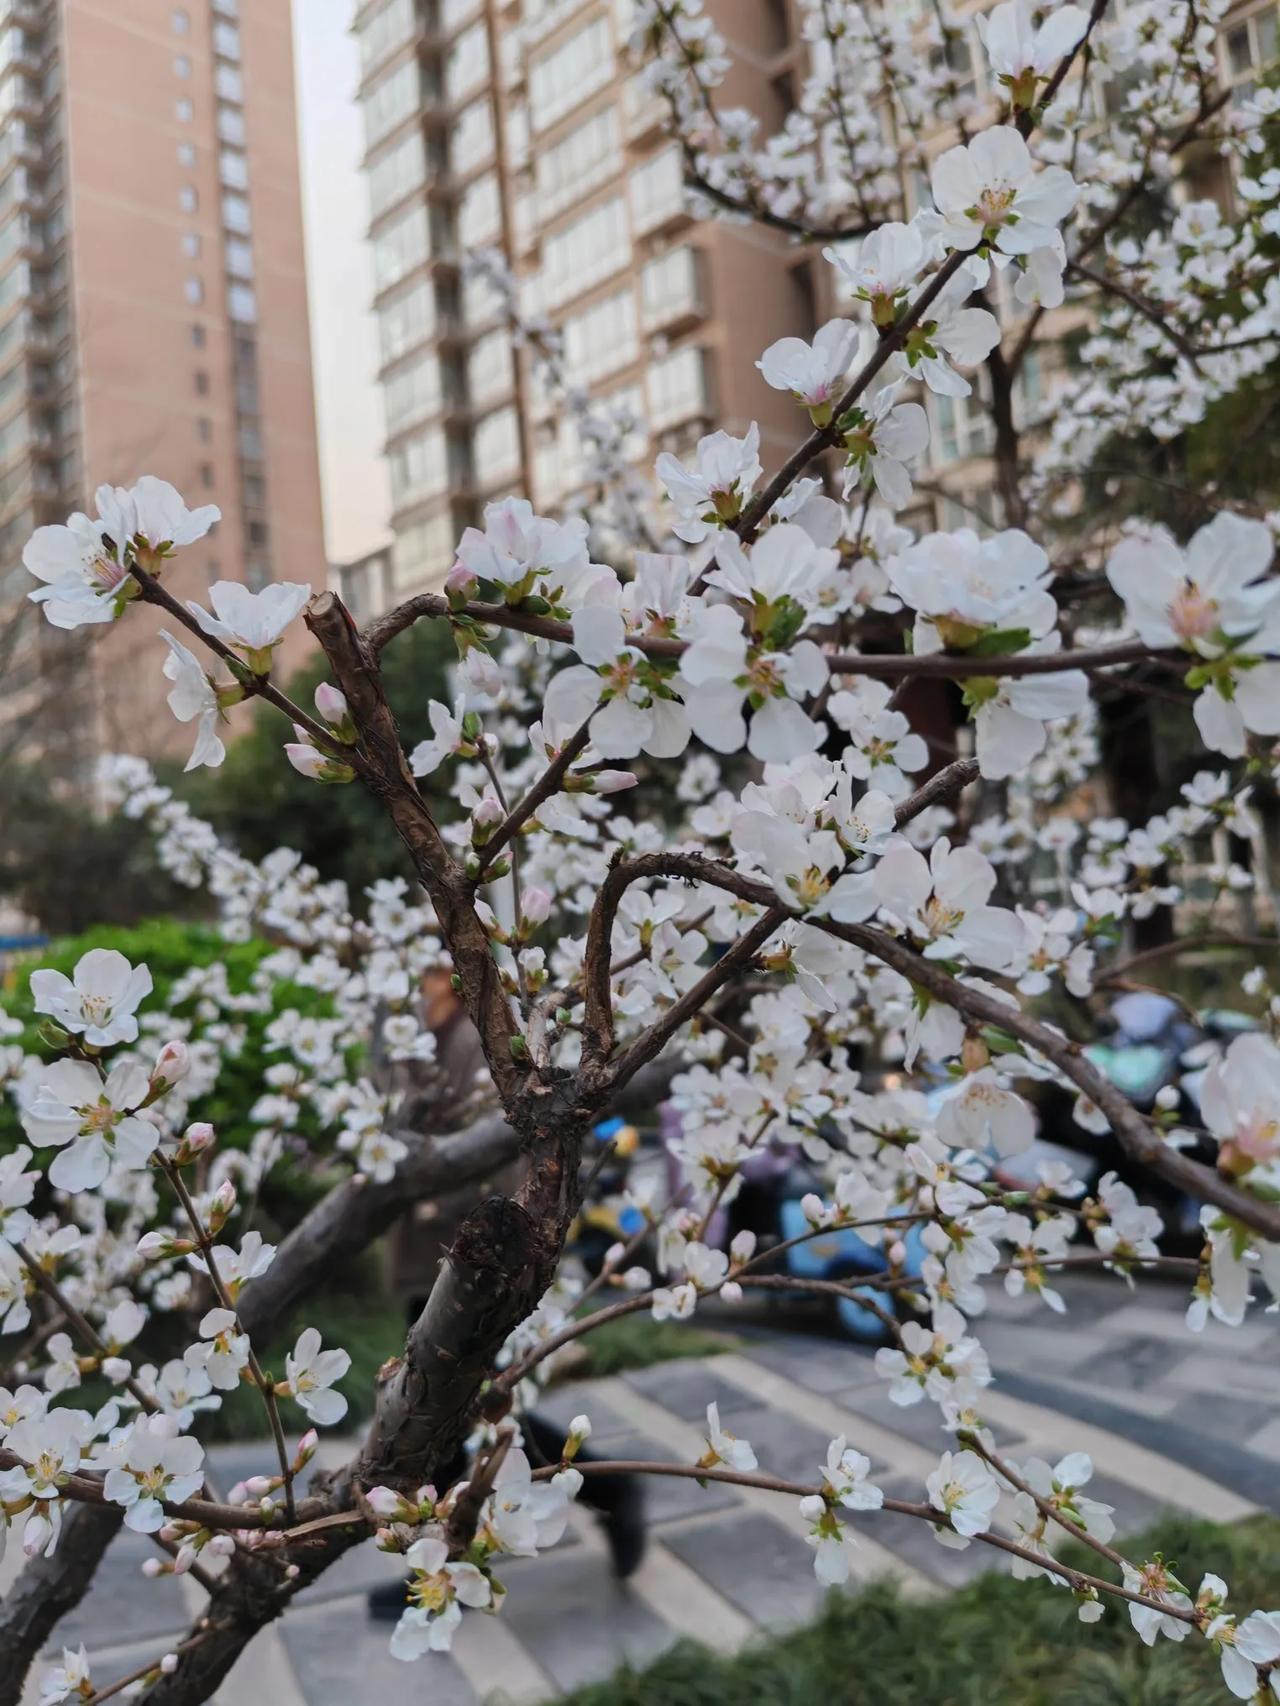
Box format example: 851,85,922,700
367,1577,408,1621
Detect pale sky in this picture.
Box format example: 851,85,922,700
293,0,391,567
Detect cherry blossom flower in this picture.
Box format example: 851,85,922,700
822,1437,883,1512
409,698,473,776
889,526,1058,656
926,1449,1000,1545
484,1447,577,1556
931,126,1078,255
839,378,930,510
656,423,762,543
101,1413,205,1533
873,838,1025,970
825,222,926,323
454,496,601,603
0,1409,87,1554
38,1645,93,1703
280,1327,351,1425
757,318,860,419
389,1534,492,1659
935,1068,1036,1157
159,631,226,772
188,1308,251,1391
700,1402,757,1472
30,949,152,1047
25,478,218,629
188,580,311,669
1106,514,1279,658
977,1,1090,101
22,1059,159,1191
677,603,827,762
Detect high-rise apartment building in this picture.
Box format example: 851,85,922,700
353,0,813,609
0,0,324,775
353,0,1280,613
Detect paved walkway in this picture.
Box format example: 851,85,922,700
10,1274,1278,1703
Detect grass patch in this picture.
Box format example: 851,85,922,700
562,1512,1278,1706
564,1312,738,1380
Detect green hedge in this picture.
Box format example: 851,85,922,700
0,918,348,1224
564,1512,1274,1705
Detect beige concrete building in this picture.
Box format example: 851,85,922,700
353,0,813,608
353,0,1279,612
0,0,324,778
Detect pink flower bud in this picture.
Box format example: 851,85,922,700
245,1476,274,1498
446,559,478,599
211,1180,237,1213
365,1486,405,1517
473,795,504,828
730,1229,757,1264
151,1040,191,1088
181,1121,216,1155
142,1557,164,1578
285,1563,301,1579
314,683,349,724
592,770,638,795
520,886,553,925
161,1655,180,1675
284,740,328,780
208,1534,235,1557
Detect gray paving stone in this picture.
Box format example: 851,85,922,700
279,1595,477,1704
500,1546,675,1690
832,1380,1023,1453
737,1404,877,1486
622,1359,771,1424
741,1334,883,1394
1087,1470,1180,1537
530,1384,635,1442
55,1527,190,1647
594,1430,742,1524
1246,1416,1280,1461
1066,1334,1194,1394
1166,1393,1278,1448
661,1508,827,1632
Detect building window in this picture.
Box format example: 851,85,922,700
185,277,204,305
191,323,206,348
458,172,501,249
392,513,456,588
228,283,257,322
384,351,444,432
218,104,246,146
222,191,252,234
467,327,513,407
452,98,495,178
197,417,212,442
640,246,701,331
177,141,196,166
200,462,214,488
172,7,191,32
182,232,201,258
213,20,241,60
1223,5,1279,84
648,344,708,430
226,236,254,278
362,58,421,150
219,149,248,191
473,405,520,489
446,21,489,104
529,17,613,132
195,370,209,394
174,53,191,78
215,63,243,102
179,184,198,213
357,0,415,77
372,203,430,292
389,425,450,505
535,106,620,220
367,130,426,219
377,279,436,364
175,97,193,122
630,146,685,234
563,289,638,384
542,196,628,310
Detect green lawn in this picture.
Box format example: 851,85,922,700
563,1513,1278,1706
